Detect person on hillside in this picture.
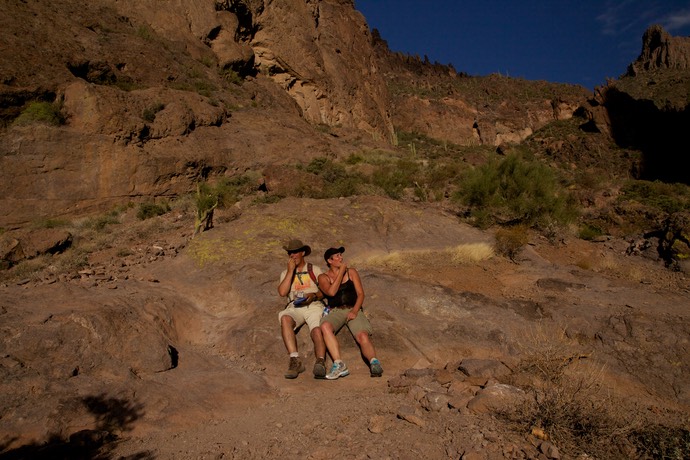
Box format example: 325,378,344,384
277,239,327,379
318,246,383,380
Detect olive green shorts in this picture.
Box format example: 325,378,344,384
320,307,373,336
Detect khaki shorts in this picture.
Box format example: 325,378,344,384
320,307,373,337
278,301,325,331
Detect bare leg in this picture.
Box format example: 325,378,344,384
321,321,342,361
281,315,298,354
355,331,376,362
310,326,326,358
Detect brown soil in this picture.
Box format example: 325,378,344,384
1,195,688,459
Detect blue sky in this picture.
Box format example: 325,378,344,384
354,1,690,89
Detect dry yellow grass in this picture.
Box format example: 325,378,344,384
362,243,494,272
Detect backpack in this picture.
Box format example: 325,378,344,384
306,263,318,285
292,263,318,286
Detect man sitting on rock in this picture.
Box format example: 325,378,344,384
277,239,327,379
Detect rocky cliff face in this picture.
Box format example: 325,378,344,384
2,1,688,230
586,25,690,183
371,31,590,147
0,0,392,227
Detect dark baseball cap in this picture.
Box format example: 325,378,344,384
323,246,345,262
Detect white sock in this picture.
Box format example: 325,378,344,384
290,352,299,358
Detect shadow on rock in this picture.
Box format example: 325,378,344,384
0,394,152,460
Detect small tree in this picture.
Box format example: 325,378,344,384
194,182,218,236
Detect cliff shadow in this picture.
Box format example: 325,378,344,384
605,87,690,184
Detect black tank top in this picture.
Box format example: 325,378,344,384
327,277,358,307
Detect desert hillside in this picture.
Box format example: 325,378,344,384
1,1,690,459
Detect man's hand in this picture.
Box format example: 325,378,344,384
287,257,297,271
346,310,357,322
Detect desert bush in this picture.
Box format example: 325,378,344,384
629,424,690,459
213,175,255,207
192,175,256,234
142,102,165,122
193,80,216,97
578,223,604,241
494,225,529,260
136,201,170,220
82,212,121,230
454,153,577,229
396,130,466,159
503,326,637,458
194,182,218,235
619,180,690,214
371,159,420,199
348,148,398,166
306,157,347,183
33,218,70,229
304,157,366,198
220,68,243,85
253,194,283,205
13,101,65,126
136,25,155,41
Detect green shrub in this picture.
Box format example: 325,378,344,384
371,159,420,199
137,201,170,220
579,223,604,241
33,218,70,229
302,157,366,198
454,153,577,229
214,175,256,207
14,101,65,126
306,157,347,182
344,153,364,165
220,68,243,85
619,180,690,214
83,213,120,230
136,25,155,41
142,102,165,122
194,82,214,97
322,174,367,198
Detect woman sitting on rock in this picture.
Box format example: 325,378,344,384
318,246,383,379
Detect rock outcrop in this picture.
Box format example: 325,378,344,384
0,0,392,227
629,24,690,73
371,31,590,147
582,26,690,184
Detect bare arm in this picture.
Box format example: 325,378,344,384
277,258,296,297
348,268,365,316
319,263,347,297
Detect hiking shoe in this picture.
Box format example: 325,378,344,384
325,361,349,380
284,357,305,379
313,357,326,379
370,358,383,377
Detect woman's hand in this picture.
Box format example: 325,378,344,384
346,310,358,322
